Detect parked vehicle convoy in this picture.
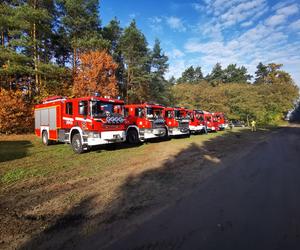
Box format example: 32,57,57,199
34,95,126,153
188,109,207,134
125,103,167,143
164,107,190,137
35,96,230,153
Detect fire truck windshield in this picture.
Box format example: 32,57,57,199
165,110,174,119
174,110,185,119
91,101,123,118
146,107,163,119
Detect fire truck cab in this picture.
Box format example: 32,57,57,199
125,103,166,143
34,96,126,153
213,112,227,130
188,109,207,134
164,107,190,136
203,111,217,132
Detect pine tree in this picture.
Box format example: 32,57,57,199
178,66,204,84
254,62,268,84
194,66,204,82
149,39,169,103
223,64,251,83
119,20,151,103
58,0,108,72
102,18,125,97
206,63,224,86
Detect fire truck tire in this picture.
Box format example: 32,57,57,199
42,130,50,146
126,129,140,144
71,133,84,154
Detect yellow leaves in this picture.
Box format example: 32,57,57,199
73,50,119,98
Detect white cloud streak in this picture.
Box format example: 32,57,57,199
166,16,186,32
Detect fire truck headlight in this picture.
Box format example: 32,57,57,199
139,121,143,126
88,132,100,138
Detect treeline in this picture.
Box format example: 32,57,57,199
173,63,299,125
0,0,299,133
0,0,170,104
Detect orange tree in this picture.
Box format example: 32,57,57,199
0,88,33,134
73,50,118,97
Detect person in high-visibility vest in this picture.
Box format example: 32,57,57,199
251,120,257,132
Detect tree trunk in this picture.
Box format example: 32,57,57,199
33,0,39,94
73,45,77,76
1,31,4,47
126,65,130,103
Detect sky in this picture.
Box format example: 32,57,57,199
100,0,300,86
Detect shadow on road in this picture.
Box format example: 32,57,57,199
17,127,277,249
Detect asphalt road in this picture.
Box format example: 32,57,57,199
107,126,300,250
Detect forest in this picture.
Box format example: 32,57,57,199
0,0,299,133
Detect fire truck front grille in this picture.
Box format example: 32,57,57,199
151,120,165,129
179,121,189,129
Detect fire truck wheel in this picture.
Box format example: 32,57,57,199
71,133,84,154
42,130,50,146
126,129,140,144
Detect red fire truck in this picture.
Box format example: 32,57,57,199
164,107,190,136
187,109,207,134
34,96,126,153
203,111,218,132
213,112,227,130
124,103,167,143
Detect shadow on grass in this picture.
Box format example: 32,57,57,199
91,137,172,153
0,140,33,163
16,127,279,249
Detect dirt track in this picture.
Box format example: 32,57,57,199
102,125,300,250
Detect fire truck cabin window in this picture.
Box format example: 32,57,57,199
125,108,129,117
79,101,88,115
66,102,73,115
174,110,182,119
91,101,123,118
166,110,173,119
135,108,144,118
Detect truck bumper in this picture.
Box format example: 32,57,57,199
140,128,166,139
189,125,205,133
84,130,126,146
168,127,189,136
207,126,216,132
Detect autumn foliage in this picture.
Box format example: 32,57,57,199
0,89,33,134
73,50,119,97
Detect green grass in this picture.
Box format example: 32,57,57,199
0,130,231,186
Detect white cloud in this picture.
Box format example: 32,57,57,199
265,14,286,26
202,0,268,27
276,3,299,16
148,16,163,32
184,20,300,85
290,19,300,30
166,16,186,32
241,20,253,27
166,59,187,78
172,49,185,58
191,3,205,12
266,3,299,27
177,0,300,85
